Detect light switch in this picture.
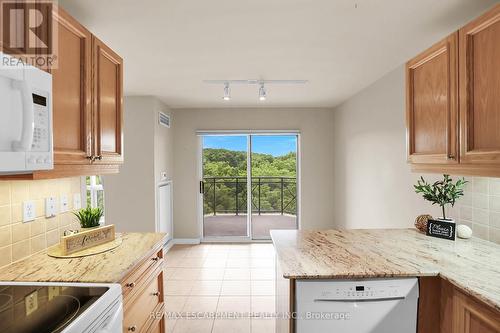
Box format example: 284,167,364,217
60,195,69,212
45,197,57,218
23,201,36,222
73,194,82,210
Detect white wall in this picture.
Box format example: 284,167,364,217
172,108,335,239
331,66,442,229
105,96,173,232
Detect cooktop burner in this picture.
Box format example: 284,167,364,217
0,284,108,333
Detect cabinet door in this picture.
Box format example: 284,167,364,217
459,4,500,165
406,33,459,164
51,8,92,164
453,292,500,333
92,37,123,164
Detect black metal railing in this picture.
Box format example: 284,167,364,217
203,176,297,216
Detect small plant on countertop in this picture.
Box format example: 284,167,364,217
73,206,103,228
414,174,467,220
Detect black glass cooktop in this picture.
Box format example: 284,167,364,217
0,284,108,333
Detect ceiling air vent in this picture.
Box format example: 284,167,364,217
158,111,171,128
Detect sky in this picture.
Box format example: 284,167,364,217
203,135,297,157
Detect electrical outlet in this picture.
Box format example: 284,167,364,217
48,286,60,301
73,194,81,210
23,201,36,222
45,197,57,218
25,290,38,316
60,195,69,212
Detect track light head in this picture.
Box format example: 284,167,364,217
223,82,231,101
259,83,267,101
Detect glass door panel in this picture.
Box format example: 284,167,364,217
250,135,298,239
202,135,249,238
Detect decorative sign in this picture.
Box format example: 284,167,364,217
60,225,115,255
426,219,455,241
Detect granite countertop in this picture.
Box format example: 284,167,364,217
0,232,168,283
271,229,500,311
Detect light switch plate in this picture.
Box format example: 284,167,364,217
45,197,57,218
73,194,81,210
60,195,69,212
23,201,36,222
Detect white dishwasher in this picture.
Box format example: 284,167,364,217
295,278,419,333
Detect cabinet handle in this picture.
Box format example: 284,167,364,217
126,282,136,288
152,292,160,296
128,325,137,332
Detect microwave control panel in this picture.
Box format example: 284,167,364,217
26,93,52,169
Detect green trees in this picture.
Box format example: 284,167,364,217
203,149,297,216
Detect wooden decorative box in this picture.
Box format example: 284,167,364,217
60,225,116,255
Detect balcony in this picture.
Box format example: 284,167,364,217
203,176,297,238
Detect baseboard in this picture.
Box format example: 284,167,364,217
172,238,201,245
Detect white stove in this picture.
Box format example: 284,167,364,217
0,282,123,333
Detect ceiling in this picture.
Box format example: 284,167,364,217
59,0,497,109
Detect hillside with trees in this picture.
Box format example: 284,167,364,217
203,148,297,215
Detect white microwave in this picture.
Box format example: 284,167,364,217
0,53,53,174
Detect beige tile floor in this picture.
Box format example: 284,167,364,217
164,243,276,333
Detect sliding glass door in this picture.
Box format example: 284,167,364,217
202,135,249,238
201,133,298,240
250,135,298,239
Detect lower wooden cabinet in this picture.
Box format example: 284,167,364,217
121,246,165,333
453,289,500,333
418,277,500,333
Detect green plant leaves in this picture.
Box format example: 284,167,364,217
73,206,103,228
414,174,468,219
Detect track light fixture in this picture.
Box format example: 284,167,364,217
258,83,267,101
222,82,231,101
204,79,308,101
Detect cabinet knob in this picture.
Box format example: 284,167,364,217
97,155,103,160
126,282,136,288
86,155,96,162
152,291,160,296
447,154,455,160
152,256,160,261
128,325,137,332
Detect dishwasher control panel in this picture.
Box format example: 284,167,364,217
297,278,418,302
319,284,402,300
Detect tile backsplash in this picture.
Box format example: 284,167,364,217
449,177,500,244
0,177,82,268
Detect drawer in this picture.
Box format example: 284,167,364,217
123,269,164,333
122,248,163,302
145,303,166,333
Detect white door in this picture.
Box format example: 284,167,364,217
158,182,173,241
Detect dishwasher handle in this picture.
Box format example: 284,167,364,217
314,296,406,303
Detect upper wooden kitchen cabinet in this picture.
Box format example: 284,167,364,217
406,33,459,165
406,3,500,177
51,7,93,165
0,5,124,179
92,37,124,165
459,5,500,166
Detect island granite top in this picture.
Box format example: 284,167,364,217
271,228,500,311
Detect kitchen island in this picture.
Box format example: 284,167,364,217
271,229,500,333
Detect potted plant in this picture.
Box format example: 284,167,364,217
73,207,103,229
414,174,467,222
